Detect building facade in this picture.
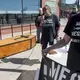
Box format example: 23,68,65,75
40,0,60,17
61,0,66,4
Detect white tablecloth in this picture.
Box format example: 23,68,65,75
47,47,68,66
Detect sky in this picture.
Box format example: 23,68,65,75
0,0,78,11
0,0,39,11
66,0,76,4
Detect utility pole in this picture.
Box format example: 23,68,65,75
77,0,79,11
40,0,42,8
58,0,61,19
76,0,79,11
21,0,23,24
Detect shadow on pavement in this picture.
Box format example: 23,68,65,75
0,68,37,80
17,70,36,80
0,68,25,72
1,58,40,66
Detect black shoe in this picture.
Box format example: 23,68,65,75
36,41,40,43
49,42,53,45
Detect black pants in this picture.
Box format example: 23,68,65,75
67,48,80,73
42,40,54,50
41,27,54,50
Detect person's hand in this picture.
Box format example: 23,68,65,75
42,48,50,56
42,48,48,58
38,16,42,20
38,16,41,19
42,48,48,54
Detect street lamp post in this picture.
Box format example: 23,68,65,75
21,0,24,36
77,0,79,11
21,0,23,24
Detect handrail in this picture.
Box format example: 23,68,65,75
0,23,36,39
11,25,13,37
0,25,2,40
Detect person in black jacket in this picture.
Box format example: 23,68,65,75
35,8,43,43
41,5,60,49
69,7,77,18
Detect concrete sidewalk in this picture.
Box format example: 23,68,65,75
0,30,42,80
0,18,67,80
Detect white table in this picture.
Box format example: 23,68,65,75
47,47,68,66
38,46,80,80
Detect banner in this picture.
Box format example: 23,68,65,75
39,56,80,80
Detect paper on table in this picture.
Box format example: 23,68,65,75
47,47,68,58
47,47,68,66
54,47,68,54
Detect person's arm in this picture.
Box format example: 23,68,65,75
54,15,60,29
53,14,60,37
42,34,71,54
35,15,38,27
